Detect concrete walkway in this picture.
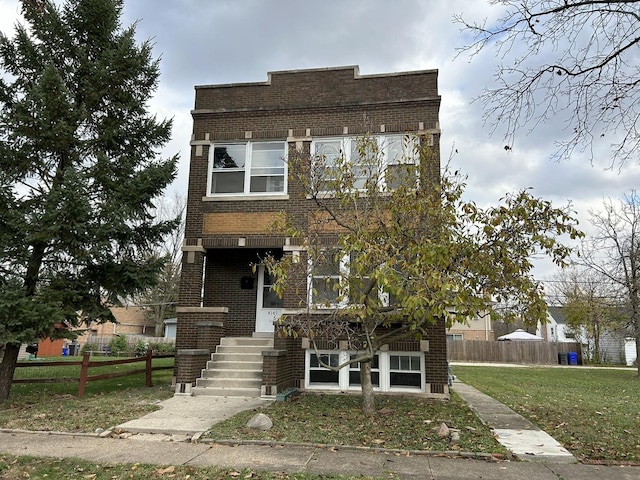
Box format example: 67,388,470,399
0,430,637,479
116,395,273,436
451,381,575,463
117,382,575,463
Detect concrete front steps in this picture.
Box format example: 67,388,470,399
192,336,273,397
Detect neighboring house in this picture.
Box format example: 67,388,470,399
537,306,580,343
175,66,448,397
16,306,158,359
76,306,156,349
163,318,177,339
447,311,494,341
541,305,637,365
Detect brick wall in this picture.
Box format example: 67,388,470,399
262,335,305,394
204,249,263,337
175,349,210,385
194,66,438,112
425,317,448,393
177,65,445,391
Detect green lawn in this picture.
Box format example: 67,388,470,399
452,365,640,464
0,357,175,432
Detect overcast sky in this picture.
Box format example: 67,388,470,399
1,0,639,282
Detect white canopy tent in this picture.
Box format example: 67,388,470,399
497,329,544,341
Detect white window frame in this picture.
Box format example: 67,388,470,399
308,249,348,309
388,353,425,390
304,350,424,393
310,135,419,193
207,141,287,197
381,134,420,190
308,250,395,309
307,252,398,310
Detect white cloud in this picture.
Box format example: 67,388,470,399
1,0,636,282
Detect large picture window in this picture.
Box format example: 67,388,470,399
208,141,286,196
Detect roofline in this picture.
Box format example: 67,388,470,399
194,65,439,90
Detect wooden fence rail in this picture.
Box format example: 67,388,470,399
13,350,174,397
447,340,583,365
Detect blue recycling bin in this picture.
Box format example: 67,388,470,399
568,351,578,365
62,347,69,356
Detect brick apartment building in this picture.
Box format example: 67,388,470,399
174,66,449,397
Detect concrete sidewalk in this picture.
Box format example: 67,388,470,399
451,381,575,463
0,430,637,480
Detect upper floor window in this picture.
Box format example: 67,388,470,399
311,135,418,193
309,249,392,309
208,141,287,196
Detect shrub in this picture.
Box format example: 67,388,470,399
108,335,129,356
133,340,148,357
148,342,175,354
80,343,97,355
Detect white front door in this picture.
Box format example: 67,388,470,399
255,265,283,333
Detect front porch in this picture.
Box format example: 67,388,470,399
174,246,285,390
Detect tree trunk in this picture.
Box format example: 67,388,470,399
360,361,376,415
0,342,20,401
635,334,640,378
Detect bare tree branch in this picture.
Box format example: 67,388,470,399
455,0,640,167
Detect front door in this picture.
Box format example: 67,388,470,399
255,265,283,333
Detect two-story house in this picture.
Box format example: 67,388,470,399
174,66,449,398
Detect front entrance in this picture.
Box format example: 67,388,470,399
255,265,283,333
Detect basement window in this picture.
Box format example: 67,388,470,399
305,350,424,392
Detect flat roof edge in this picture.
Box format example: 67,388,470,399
195,65,438,90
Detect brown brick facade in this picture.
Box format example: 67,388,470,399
176,66,447,394
203,212,281,235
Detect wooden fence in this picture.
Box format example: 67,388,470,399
447,340,583,365
13,350,174,397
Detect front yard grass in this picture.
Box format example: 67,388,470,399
2,357,506,455
0,357,175,432
206,392,507,455
452,365,640,464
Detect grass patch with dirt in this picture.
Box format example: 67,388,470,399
452,365,640,464
206,392,507,455
0,357,175,432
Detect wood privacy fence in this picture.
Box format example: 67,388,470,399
447,340,583,365
13,350,174,397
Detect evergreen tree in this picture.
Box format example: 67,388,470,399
0,0,178,400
